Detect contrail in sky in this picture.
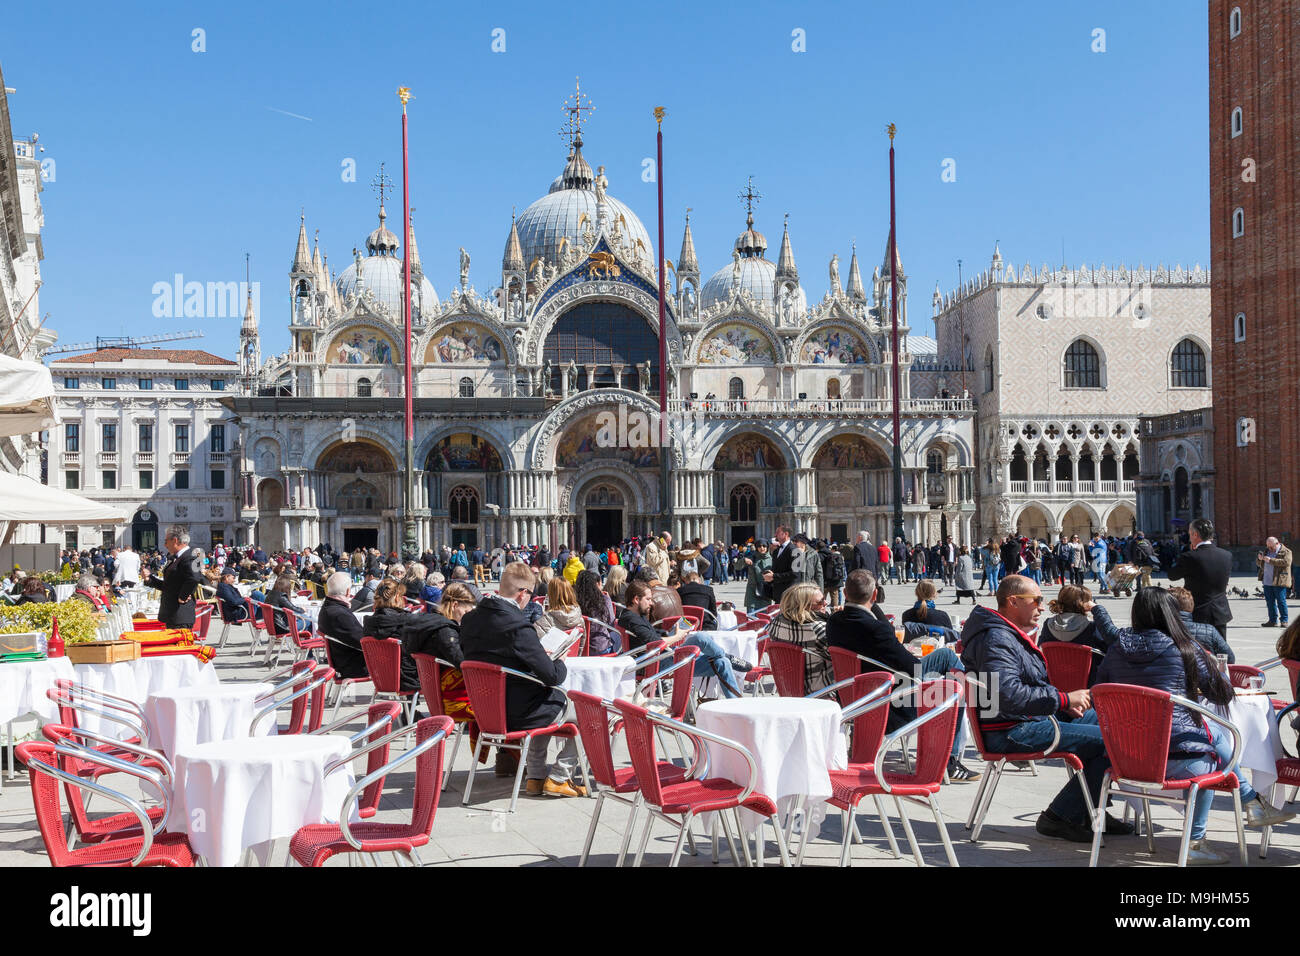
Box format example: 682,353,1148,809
266,106,313,121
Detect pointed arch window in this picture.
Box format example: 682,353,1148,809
1171,338,1207,388
356,377,372,398
449,485,479,525
728,377,744,400
982,346,994,393
729,483,758,523
1063,339,1102,389
459,377,475,398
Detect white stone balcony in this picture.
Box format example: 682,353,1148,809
61,451,80,467
98,452,117,467
668,397,974,417
135,452,154,467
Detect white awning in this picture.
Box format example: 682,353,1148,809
0,473,128,523
0,353,55,439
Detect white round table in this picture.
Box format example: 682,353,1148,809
0,656,75,726
688,630,759,696
143,682,272,757
171,734,356,867
695,697,847,849
561,656,636,701
1222,692,1285,794
73,655,219,739
53,584,75,602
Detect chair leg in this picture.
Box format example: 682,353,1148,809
442,725,464,793
616,799,641,867
461,738,485,806
970,761,1004,842
929,794,959,867
839,805,856,867
734,810,754,867
508,738,530,814
1177,785,1199,867
668,813,692,867
1231,788,1248,867
769,812,793,866
1143,801,1155,854
893,796,924,866
872,795,902,858
632,811,655,867
1089,775,1111,867
1261,784,1278,859
965,764,993,829
710,814,719,864
579,791,607,867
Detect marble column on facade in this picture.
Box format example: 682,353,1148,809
1070,454,1080,493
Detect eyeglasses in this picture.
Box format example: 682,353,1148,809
1012,594,1044,605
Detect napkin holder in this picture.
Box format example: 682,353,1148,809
0,631,46,657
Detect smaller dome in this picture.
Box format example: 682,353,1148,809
366,206,400,256
734,213,767,258
699,256,807,314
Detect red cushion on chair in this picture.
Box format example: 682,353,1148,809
653,777,779,817
65,832,195,867
288,822,431,867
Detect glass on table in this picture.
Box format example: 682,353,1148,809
1215,653,1229,675
1247,674,1266,692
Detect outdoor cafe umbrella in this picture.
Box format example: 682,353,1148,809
0,353,54,439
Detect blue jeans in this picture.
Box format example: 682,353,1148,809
914,647,967,758
983,710,1109,826
1264,585,1289,625
1166,720,1256,840
685,634,743,698
1094,562,1110,590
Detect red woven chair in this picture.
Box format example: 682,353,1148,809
1041,642,1101,694
742,637,773,696
213,593,250,650
39,724,172,847
249,661,332,735
289,716,453,867
764,640,826,698
244,597,269,656
824,677,963,866
360,637,420,724
563,624,587,658
411,653,471,792
16,740,194,867
317,630,375,722
309,701,402,819
260,599,324,667
963,671,1094,843
679,606,708,630
612,698,791,867
1228,664,1263,689
193,603,213,642
1089,683,1248,867
460,660,585,813
570,690,690,867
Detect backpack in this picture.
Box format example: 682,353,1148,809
825,549,846,584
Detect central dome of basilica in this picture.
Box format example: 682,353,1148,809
514,138,654,270
334,205,439,320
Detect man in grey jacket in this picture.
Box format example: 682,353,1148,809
792,533,824,592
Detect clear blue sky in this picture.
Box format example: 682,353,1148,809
4,0,1208,357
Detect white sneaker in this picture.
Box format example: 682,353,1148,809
1186,839,1229,865
1244,795,1296,829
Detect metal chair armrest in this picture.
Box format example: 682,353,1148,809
806,676,860,701
310,707,398,744
337,724,450,850
1256,656,1282,672
58,727,174,783
1171,693,1245,773
27,753,158,865
646,711,758,804
871,690,963,793
838,680,901,722
849,650,918,684
53,741,170,841
498,665,549,687
840,683,918,725
632,649,699,698
249,670,331,735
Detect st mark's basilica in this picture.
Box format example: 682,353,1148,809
230,95,976,555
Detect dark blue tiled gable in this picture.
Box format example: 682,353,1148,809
534,238,663,313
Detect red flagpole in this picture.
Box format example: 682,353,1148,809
655,107,670,531
888,124,905,544
399,87,415,559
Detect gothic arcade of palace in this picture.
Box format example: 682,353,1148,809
231,134,975,554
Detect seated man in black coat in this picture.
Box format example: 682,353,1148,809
215,567,249,623
826,570,975,779
676,571,718,625
316,571,368,680
350,569,382,612
459,562,584,798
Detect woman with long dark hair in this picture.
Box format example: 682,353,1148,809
574,569,619,654
1095,588,1292,863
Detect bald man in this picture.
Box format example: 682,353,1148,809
1256,536,1292,628
960,574,1131,843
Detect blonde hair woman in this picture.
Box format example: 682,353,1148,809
901,579,954,630
767,581,832,694
535,566,555,598
535,576,583,640
604,565,629,605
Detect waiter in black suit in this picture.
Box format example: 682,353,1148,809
763,525,797,602
140,526,206,628
1168,517,1234,638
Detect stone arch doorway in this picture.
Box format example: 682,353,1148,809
1061,504,1097,541
1016,504,1052,541
727,482,759,545
581,483,625,551
131,507,159,553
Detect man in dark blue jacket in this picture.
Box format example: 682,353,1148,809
459,561,584,798
961,574,1132,842
215,568,249,624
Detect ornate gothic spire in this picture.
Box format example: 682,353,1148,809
292,211,312,274
678,210,698,275
846,242,865,300
503,211,524,271
775,214,798,282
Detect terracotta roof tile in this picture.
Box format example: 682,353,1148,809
50,348,237,366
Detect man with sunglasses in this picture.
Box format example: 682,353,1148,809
960,574,1132,843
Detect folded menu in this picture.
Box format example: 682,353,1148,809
539,626,580,660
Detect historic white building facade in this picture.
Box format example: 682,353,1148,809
48,349,240,551
1,69,58,543
932,246,1212,543
231,127,978,555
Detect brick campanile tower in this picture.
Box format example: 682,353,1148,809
1209,0,1300,550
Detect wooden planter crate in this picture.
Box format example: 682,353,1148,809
65,640,141,664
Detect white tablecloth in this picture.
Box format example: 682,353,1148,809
0,656,75,725
301,601,370,629
53,584,75,602
73,655,219,739
561,656,636,701
689,630,759,695
171,734,356,867
695,697,847,838
717,609,738,631
1223,693,1284,795
143,683,272,757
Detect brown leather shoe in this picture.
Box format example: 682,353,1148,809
542,778,583,798
524,778,544,796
